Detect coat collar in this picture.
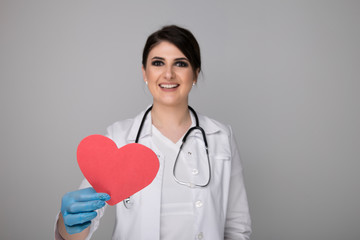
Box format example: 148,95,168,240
127,106,221,142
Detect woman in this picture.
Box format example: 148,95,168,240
56,25,251,240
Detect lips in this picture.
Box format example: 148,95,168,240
159,83,179,89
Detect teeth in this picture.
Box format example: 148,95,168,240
160,84,178,89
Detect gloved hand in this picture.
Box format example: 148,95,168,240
61,187,110,234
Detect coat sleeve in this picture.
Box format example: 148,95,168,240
224,126,252,240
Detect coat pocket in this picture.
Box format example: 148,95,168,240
209,155,231,187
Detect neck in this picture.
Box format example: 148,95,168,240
151,103,191,129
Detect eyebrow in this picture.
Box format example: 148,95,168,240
175,57,189,61
151,56,189,61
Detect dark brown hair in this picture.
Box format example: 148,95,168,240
142,25,201,75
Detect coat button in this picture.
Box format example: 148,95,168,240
192,169,199,175
197,232,204,239
123,197,134,208
195,200,203,208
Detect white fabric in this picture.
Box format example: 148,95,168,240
152,124,194,239
55,107,252,240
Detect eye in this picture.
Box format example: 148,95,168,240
151,60,164,66
175,61,189,67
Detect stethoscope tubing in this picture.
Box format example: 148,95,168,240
124,105,211,208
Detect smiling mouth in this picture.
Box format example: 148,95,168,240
159,84,179,89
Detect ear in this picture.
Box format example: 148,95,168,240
142,65,147,83
193,68,200,82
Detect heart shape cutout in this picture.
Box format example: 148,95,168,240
77,134,159,206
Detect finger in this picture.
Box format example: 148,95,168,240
74,188,110,202
63,211,97,226
67,200,106,213
65,221,91,235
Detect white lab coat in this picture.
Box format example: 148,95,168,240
60,108,251,240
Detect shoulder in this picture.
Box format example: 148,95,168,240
106,118,134,137
197,113,238,158
105,109,146,145
106,118,134,134
198,113,232,137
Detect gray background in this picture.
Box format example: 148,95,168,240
1,1,359,239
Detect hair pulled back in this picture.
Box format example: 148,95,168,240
142,25,201,75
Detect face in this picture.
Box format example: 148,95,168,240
142,41,198,108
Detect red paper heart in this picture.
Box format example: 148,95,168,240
77,134,159,206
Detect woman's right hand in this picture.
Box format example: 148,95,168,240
60,187,110,234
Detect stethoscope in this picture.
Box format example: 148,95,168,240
124,105,211,208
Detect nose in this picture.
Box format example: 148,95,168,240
164,65,175,80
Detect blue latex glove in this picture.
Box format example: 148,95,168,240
61,187,110,234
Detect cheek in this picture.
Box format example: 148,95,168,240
184,71,196,83
146,70,161,82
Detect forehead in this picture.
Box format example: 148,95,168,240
147,41,186,59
